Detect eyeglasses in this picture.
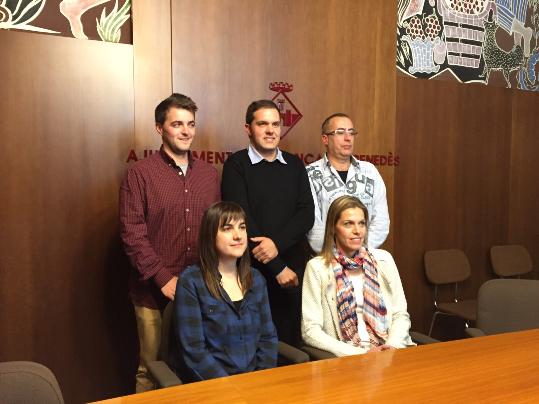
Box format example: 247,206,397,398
324,128,358,136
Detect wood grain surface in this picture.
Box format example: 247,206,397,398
0,29,136,403
94,329,539,403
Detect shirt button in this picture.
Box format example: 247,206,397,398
187,246,191,251
184,189,188,193
185,208,189,212
186,227,190,232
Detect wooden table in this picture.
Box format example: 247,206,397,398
94,329,539,403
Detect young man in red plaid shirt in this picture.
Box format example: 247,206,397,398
120,93,220,392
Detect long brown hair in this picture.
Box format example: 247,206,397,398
198,201,252,298
320,196,369,265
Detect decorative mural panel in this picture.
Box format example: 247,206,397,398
0,0,132,43
397,0,539,90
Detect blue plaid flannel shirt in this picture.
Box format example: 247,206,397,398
174,265,278,381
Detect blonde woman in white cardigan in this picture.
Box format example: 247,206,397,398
302,195,414,357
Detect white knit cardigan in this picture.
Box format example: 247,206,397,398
301,249,415,357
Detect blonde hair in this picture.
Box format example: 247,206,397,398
320,195,369,265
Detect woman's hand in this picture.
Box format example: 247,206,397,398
369,344,395,352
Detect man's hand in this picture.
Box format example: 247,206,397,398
161,276,178,300
276,267,299,288
251,237,278,264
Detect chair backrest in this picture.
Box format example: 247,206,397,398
157,301,175,362
0,361,64,404
490,245,532,277
476,279,539,335
424,249,471,285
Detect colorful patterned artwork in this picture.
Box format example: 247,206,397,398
0,0,56,33
0,0,132,43
397,0,539,91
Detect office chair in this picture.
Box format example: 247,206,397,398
300,345,337,360
409,331,439,345
490,244,533,278
0,361,64,404
465,279,539,337
424,249,477,336
147,302,183,388
147,302,309,388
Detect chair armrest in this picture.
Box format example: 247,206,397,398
147,360,182,388
278,341,310,364
410,331,439,345
301,345,337,360
465,328,486,338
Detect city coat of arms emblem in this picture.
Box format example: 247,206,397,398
269,82,302,138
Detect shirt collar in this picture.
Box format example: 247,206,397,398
323,153,359,169
248,144,287,164
160,146,194,168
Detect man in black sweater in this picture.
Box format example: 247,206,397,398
221,100,314,347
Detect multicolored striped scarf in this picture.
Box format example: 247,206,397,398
333,246,388,347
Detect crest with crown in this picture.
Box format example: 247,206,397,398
269,81,302,138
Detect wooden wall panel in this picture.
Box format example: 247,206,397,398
132,0,172,150
170,0,397,249
0,31,136,403
394,76,514,335
509,91,539,274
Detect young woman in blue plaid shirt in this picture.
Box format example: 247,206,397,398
174,201,278,381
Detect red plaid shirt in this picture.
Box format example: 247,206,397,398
120,148,220,309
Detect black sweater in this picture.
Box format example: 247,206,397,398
221,149,314,277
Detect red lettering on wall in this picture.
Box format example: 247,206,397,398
126,149,138,163
125,149,400,167
215,152,226,164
